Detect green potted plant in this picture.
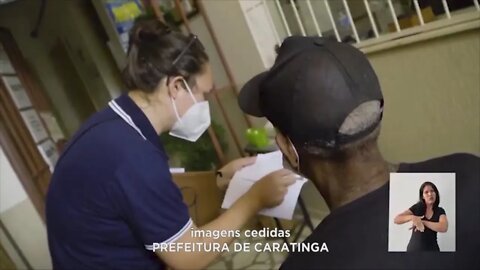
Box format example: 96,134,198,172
160,120,228,171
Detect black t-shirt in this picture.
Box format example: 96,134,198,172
406,202,446,251
280,153,480,269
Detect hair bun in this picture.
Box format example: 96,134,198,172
132,19,171,45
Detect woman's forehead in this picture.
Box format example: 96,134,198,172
423,185,435,191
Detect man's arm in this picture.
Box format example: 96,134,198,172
422,215,448,233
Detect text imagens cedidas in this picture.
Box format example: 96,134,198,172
190,228,291,239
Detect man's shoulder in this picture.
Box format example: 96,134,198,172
433,153,478,166
401,153,479,189
402,153,479,173
281,154,479,270
281,182,390,268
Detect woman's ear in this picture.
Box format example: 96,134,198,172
275,132,299,168
166,76,185,99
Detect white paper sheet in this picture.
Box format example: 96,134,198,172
37,139,59,172
221,151,307,219
170,168,185,174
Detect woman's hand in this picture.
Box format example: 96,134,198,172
246,169,297,209
216,156,257,190
409,215,425,232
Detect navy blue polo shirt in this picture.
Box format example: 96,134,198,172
46,94,191,270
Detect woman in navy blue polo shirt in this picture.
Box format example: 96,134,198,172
46,19,296,270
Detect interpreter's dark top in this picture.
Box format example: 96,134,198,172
407,202,446,252
46,94,191,270
280,153,480,269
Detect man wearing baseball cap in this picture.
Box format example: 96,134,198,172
238,36,479,269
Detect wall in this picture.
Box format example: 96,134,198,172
0,146,52,269
202,0,265,89
370,28,480,162
202,0,307,153
184,1,267,160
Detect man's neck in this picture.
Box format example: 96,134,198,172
307,147,393,211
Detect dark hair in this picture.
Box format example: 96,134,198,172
122,19,208,93
419,181,440,209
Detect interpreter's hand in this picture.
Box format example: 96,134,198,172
246,169,297,210
409,215,425,232
415,222,425,232
216,157,257,191
409,224,425,232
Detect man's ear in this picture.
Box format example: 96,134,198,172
167,76,185,99
275,131,299,168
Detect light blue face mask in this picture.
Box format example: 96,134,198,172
169,79,211,142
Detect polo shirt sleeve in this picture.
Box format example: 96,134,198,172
112,151,192,251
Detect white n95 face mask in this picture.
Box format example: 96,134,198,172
169,79,211,142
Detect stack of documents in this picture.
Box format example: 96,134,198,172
221,151,307,219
